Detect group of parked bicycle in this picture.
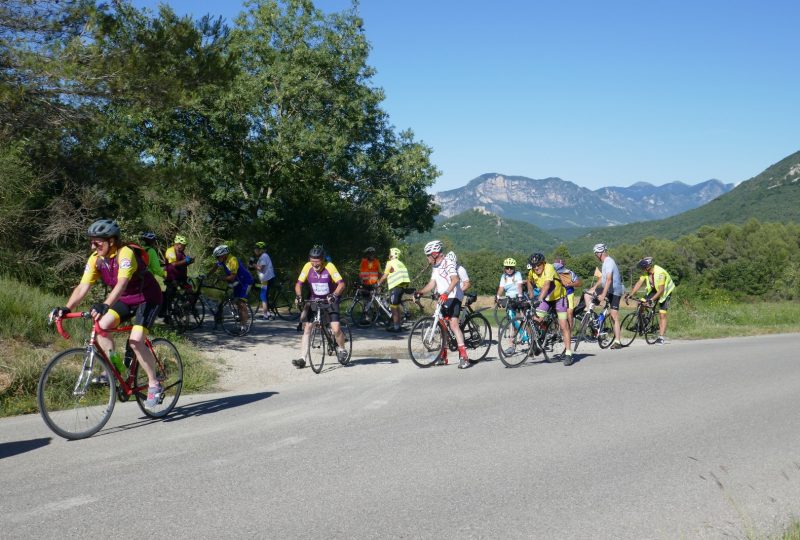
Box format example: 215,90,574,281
39,219,676,440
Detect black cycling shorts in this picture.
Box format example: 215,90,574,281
389,287,405,307
110,300,160,330
442,298,462,319
300,299,340,323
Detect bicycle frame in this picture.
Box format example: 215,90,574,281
55,312,153,400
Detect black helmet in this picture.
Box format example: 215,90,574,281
528,252,545,267
87,219,120,238
364,246,376,254
309,245,325,259
638,257,654,269
140,231,157,242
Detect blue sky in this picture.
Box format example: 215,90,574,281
132,0,800,192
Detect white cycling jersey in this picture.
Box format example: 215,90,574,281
431,259,464,300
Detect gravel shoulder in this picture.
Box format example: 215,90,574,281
189,318,415,392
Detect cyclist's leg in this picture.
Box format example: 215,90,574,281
96,307,122,358
608,293,623,347
658,296,670,338
389,286,404,330
566,292,575,331
233,283,250,324
555,297,571,351
126,301,161,388
328,303,345,348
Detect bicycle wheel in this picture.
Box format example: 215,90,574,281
644,311,660,344
185,295,205,330
134,338,183,418
168,297,190,333
572,311,593,353
597,315,615,349
335,320,353,365
273,289,300,320
37,348,116,440
308,324,326,374
221,298,253,336
408,317,444,368
497,317,533,368
620,312,638,347
247,285,260,314
462,312,492,362
544,316,566,359
350,299,375,328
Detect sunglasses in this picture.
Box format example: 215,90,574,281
504,266,515,270
89,239,108,247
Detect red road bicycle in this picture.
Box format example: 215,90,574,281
37,312,183,440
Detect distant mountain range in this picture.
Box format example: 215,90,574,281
434,174,733,229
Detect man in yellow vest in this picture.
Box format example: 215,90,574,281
376,247,410,332
627,257,676,345
359,247,381,288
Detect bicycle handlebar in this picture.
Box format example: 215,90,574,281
54,311,92,340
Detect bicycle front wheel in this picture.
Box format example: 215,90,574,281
543,317,565,360
308,324,326,374
620,312,638,347
221,298,253,336
408,317,444,368
134,338,183,418
350,299,375,328
572,311,593,352
462,312,492,362
185,295,205,330
37,348,116,440
497,317,533,368
597,316,615,349
644,311,660,344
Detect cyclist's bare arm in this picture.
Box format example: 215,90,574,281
65,282,92,312
416,278,436,297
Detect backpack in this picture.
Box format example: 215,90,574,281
126,243,150,267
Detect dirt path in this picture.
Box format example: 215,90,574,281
189,318,417,392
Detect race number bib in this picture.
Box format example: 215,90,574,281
311,282,331,296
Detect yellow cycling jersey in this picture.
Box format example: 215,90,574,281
637,264,675,300
80,246,139,284
527,263,566,301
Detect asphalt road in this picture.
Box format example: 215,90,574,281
2,333,800,539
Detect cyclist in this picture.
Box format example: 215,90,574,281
254,241,276,321
582,243,624,349
552,258,583,330
163,234,194,321
359,247,381,288
376,247,410,333
496,257,524,301
211,245,253,330
627,257,675,345
414,240,470,369
525,252,574,366
293,245,347,368
139,232,166,282
49,219,165,409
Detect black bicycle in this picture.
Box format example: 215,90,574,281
496,300,563,367
305,299,353,374
620,295,659,345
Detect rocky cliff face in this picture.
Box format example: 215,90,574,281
435,173,733,229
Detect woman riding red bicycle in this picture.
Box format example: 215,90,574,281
49,219,165,410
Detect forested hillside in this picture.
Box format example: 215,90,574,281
0,0,438,292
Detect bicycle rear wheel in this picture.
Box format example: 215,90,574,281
462,312,491,362
620,312,638,346
37,348,116,440
350,299,375,328
185,294,205,330
273,289,299,320
408,317,444,368
543,317,565,360
497,317,533,368
335,321,353,365
221,298,253,336
308,324,326,374
134,338,183,418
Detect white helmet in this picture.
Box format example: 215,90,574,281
423,240,443,255
213,245,230,257
445,251,457,264
593,243,607,254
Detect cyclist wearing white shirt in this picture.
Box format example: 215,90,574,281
414,241,470,369
445,251,471,293
496,257,524,300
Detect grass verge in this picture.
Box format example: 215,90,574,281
0,275,220,417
